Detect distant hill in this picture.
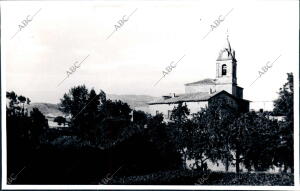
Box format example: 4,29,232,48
107,94,156,108
25,94,157,117
25,103,65,117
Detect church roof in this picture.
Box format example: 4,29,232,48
185,78,217,86
148,91,220,105
148,90,250,105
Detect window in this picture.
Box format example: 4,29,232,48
222,64,227,75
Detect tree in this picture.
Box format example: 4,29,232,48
6,92,48,179
273,73,294,173
170,102,190,124
54,116,66,126
168,103,191,169
59,85,90,117
145,113,183,170
104,100,132,121
193,97,238,170
59,85,102,139
229,111,279,172
187,110,212,172
133,110,148,126
6,91,18,108
273,73,293,121
59,86,133,142
30,108,49,144
6,91,30,116
18,95,27,113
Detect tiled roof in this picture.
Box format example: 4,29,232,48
148,90,251,105
148,91,220,105
185,78,217,86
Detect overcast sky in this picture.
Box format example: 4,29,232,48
2,0,299,106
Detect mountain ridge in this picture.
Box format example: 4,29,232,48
25,94,157,117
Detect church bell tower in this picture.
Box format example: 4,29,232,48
215,35,243,99
216,36,237,85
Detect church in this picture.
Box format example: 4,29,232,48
148,37,250,120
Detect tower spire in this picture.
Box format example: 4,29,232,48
226,29,231,53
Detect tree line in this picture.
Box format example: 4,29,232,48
5,73,293,184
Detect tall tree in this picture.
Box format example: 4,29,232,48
18,95,27,113
59,85,90,117
273,73,293,121
6,92,48,178
199,98,237,172
273,73,294,173
168,103,191,169
30,108,49,145
170,102,190,124
230,111,279,172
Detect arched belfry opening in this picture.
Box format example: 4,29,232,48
222,64,227,76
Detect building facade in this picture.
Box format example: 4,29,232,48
148,37,250,120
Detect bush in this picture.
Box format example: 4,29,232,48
110,170,294,185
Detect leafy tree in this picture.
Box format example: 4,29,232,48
133,110,148,126
168,103,191,169
6,91,29,116
18,95,27,113
6,91,18,108
59,85,90,117
274,121,293,173
170,102,190,124
187,109,220,172
59,86,133,142
59,85,102,139
54,116,66,126
145,113,183,170
104,100,132,121
273,73,294,173
6,91,49,179
230,111,279,172
202,98,238,172
30,108,49,144
26,98,31,105
147,113,164,129
273,73,293,121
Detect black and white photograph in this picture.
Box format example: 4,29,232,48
1,0,299,190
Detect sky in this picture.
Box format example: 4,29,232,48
2,0,299,109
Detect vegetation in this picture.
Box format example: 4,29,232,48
54,116,66,126
110,170,293,185
6,73,294,185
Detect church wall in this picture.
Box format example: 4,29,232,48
185,83,244,100
209,92,249,113
215,83,233,95
209,93,239,110
186,102,208,114
148,101,208,120
215,84,244,99
185,84,216,94
148,103,177,119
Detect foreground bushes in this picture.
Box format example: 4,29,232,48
110,170,294,185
